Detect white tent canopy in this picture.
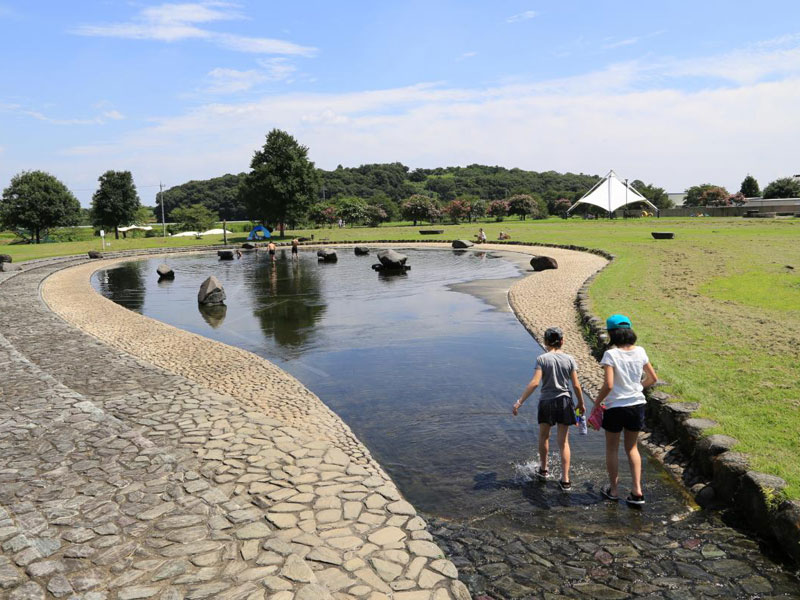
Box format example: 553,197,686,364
567,170,658,214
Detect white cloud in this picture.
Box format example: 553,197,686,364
603,36,640,49
506,10,537,23
258,57,297,81
206,67,268,93
0,103,124,125
458,51,478,61
72,2,315,56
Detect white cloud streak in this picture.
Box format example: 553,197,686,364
506,10,537,23
72,2,316,57
0,103,125,125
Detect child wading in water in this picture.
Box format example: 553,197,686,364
594,314,658,506
513,327,586,490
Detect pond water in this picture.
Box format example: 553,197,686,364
93,247,689,536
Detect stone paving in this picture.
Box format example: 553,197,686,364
1,245,799,599
1,256,469,599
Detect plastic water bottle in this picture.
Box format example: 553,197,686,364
576,410,588,435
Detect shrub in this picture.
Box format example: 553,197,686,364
488,200,509,221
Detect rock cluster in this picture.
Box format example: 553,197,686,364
198,275,226,305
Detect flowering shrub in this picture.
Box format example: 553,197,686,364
488,200,509,221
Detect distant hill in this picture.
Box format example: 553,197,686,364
156,163,630,222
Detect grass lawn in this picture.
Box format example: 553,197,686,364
4,217,800,498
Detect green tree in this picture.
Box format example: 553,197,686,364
238,129,320,236
507,194,536,220
740,175,760,198
630,180,672,209
762,177,800,199
0,170,81,243
364,204,388,227
171,204,218,233
335,197,369,225
700,186,730,206
684,183,723,207
487,200,509,221
91,170,141,239
401,195,440,225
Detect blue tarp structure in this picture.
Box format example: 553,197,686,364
247,225,271,241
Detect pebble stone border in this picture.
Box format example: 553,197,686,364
574,255,800,566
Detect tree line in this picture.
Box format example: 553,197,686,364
4,130,800,242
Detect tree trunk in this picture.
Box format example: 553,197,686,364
279,222,285,237
115,226,120,240
35,228,40,244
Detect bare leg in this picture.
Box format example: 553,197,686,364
538,424,552,473
556,424,571,482
624,430,643,496
605,431,621,496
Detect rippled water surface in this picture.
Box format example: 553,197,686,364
93,247,689,535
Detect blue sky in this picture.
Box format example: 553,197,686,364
2,1,800,206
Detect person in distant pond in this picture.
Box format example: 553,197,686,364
291,238,299,258
513,327,586,491
594,314,658,507
268,241,277,261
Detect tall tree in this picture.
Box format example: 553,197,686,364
238,129,320,236
684,183,724,207
91,170,141,239
762,177,800,199
739,175,760,198
631,180,672,209
0,170,81,243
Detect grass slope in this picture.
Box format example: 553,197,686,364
5,217,799,497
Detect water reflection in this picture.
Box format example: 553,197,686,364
100,261,146,312
198,303,227,328
250,255,327,351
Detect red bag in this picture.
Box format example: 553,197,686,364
588,402,605,431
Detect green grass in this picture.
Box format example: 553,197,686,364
5,216,800,497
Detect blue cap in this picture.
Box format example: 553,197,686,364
606,314,632,330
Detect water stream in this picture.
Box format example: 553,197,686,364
93,247,690,536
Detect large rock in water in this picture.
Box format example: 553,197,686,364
354,246,370,256
0,254,11,263
241,242,255,250
218,250,234,260
317,248,338,262
530,255,558,271
377,249,408,269
157,264,174,280
198,275,226,305
88,251,103,259
452,240,474,249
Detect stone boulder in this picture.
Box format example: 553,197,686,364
377,249,408,269
156,264,174,280
317,249,338,262
651,232,675,240
218,250,234,260
198,275,226,305
354,247,370,256
530,255,558,271
0,254,11,263
88,251,103,259
452,240,474,249
241,242,255,250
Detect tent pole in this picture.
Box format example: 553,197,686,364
608,172,612,219
625,178,628,218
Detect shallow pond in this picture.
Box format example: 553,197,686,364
93,247,689,535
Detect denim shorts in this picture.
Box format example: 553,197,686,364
602,404,646,433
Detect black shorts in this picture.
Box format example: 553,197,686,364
538,396,577,426
602,404,646,433
269,250,275,255
291,246,298,254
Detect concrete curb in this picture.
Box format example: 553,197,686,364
573,251,800,566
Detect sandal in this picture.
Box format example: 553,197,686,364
558,480,572,491
601,485,619,501
626,493,645,507
534,468,549,481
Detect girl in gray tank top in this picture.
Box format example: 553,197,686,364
512,327,586,490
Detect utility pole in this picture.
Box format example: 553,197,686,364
159,182,166,238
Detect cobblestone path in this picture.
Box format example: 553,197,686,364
1,257,468,599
